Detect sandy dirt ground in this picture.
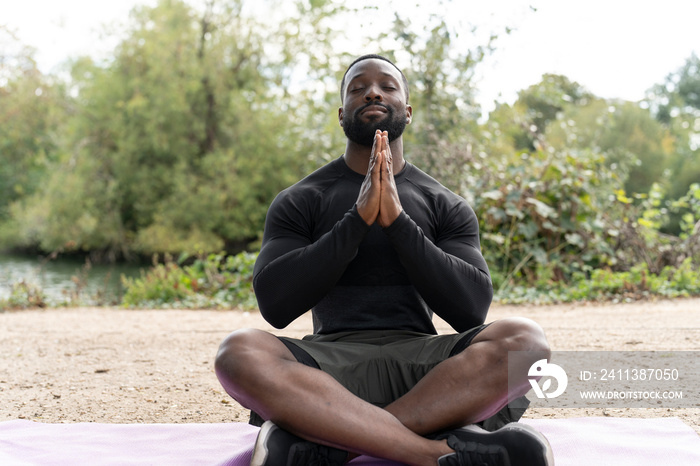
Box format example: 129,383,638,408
1,298,698,434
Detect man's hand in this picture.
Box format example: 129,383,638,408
377,135,402,227
356,130,402,227
356,131,383,225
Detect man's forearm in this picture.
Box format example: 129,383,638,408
253,207,371,328
384,211,493,331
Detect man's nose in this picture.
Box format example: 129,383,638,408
364,84,383,101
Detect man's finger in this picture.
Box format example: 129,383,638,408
371,133,381,171
372,130,382,158
382,133,391,160
364,131,382,181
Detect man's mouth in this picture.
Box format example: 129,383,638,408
359,103,388,117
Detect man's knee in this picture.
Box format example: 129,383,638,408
215,328,268,381
474,317,551,357
215,328,296,383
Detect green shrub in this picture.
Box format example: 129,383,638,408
0,280,48,310
121,251,258,309
495,258,700,304
453,144,700,301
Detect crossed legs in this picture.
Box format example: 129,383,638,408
214,317,550,466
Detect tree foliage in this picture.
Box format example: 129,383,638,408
6,0,314,259
0,27,64,242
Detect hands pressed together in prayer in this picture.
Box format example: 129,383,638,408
356,130,403,227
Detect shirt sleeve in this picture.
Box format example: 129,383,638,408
253,194,371,329
383,205,493,332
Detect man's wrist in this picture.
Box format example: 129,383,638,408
351,204,375,230
382,210,409,233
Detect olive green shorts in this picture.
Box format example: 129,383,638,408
249,325,529,431
280,327,487,407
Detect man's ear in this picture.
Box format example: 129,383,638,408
338,107,344,126
405,105,413,125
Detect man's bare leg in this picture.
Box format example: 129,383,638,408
385,317,550,435
214,317,549,465
216,328,451,465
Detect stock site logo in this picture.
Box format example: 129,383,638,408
528,359,568,399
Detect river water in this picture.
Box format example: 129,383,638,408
0,253,144,305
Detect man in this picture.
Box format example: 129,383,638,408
215,54,554,466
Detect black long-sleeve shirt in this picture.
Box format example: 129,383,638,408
253,156,493,334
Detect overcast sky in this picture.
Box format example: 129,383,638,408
3,0,699,113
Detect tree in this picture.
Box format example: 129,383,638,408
502,74,593,152
10,0,313,259
545,99,675,196
647,54,700,202
473,73,694,290
0,27,64,246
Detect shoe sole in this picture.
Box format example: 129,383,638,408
250,420,278,466
457,423,555,466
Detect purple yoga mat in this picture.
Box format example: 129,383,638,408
1,417,698,465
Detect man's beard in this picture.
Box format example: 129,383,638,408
342,103,407,147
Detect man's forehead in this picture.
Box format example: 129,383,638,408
345,59,402,83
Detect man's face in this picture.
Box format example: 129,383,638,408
339,59,412,147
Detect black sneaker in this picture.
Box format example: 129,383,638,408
250,420,348,466
436,423,554,466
